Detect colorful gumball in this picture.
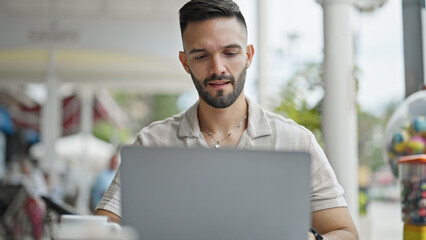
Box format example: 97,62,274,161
410,116,426,137
394,142,406,154
419,199,426,208
405,136,426,155
391,131,409,154
393,131,409,144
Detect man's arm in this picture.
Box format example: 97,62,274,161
96,209,121,224
311,207,358,240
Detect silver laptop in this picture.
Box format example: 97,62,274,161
120,146,311,240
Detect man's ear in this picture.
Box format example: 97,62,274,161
179,51,191,74
245,44,255,68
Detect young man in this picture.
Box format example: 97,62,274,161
97,0,359,239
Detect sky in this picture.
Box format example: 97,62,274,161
355,0,405,113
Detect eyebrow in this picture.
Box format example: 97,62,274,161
189,48,206,55
188,44,243,55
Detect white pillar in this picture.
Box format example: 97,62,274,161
80,86,94,135
257,0,269,108
41,49,61,186
75,86,94,214
319,0,359,226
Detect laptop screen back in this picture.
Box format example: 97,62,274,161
120,146,311,240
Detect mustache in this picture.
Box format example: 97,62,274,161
203,74,235,86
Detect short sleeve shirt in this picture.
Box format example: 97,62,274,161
96,98,347,217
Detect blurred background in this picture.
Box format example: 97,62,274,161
0,0,423,239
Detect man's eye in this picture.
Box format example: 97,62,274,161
194,55,207,60
225,52,237,56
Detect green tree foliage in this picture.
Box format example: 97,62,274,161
275,63,324,145
275,63,393,171
357,110,386,171
153,94,181,121
99,91,181,143
93,119,131,144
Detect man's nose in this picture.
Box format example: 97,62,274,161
209,55,226,76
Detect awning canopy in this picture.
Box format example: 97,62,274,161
0,49,192,93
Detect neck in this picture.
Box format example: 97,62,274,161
197,94,248,134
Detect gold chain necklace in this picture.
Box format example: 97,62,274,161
202,115,247,149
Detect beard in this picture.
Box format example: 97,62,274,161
190,66,247,109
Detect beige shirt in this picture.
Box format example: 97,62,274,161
97,98,347,217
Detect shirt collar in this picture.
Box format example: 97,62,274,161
177,97,273,139
178,100,200,138
245,98,273,139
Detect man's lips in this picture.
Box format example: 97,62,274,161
208,80,231,89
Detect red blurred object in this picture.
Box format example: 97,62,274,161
24,197,46,240
9,94,116,136
373,170,395,185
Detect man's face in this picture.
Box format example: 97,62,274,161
179,17,254,108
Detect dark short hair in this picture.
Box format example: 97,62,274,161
179,0,247,36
